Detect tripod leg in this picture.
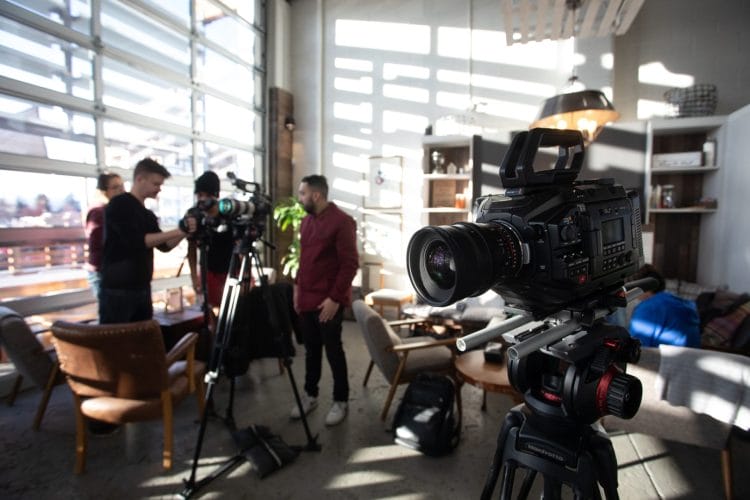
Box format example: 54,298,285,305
590,432,620,500
482,407,524,500
498,461,518,500
224,377,236,430
542,477,563,500
180,247,256,497
516,468,537,500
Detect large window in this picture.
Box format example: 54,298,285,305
0,0,266,297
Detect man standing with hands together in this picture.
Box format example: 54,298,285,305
291,175,359,426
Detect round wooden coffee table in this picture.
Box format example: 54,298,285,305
454,349,522,410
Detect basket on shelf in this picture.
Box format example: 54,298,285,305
663,84,717,117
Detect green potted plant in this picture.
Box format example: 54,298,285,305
273,196,306,279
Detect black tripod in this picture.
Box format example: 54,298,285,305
481,402,619,500
468,301,642,500
180,227,320,499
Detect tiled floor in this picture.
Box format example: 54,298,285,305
1,320,747,499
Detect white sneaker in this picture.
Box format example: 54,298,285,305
290,394,318,419
325,401,348,426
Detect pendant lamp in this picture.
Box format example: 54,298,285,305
529,0,619,143
529,84,619,143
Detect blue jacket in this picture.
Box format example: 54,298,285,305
629,291,701,348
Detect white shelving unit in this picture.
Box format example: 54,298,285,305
420,135,476,227
644,115,726,282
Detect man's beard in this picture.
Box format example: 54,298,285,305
302,201,315,214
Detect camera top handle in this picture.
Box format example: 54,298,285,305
500,128,585,188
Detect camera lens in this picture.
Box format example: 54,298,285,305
218,199,255,217
407,221,524,306
424,241,455,289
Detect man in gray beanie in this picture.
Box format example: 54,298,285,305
188,171,235,308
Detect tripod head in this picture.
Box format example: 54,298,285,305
457,280,659,428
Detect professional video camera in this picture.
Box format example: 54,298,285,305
407,129,648,499
407,128,644,318
182,172,272,241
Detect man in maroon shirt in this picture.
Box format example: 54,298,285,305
291,175,359,426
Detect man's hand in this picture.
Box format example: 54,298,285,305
317,297,340,323
179,210,199,234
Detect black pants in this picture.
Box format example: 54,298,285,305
99,287,152,324
300,307,348,402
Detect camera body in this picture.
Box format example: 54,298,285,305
407,128,644,318
185,173,272,242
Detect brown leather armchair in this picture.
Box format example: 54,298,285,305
51,319,206,474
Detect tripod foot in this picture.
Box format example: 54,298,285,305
292,434,322,452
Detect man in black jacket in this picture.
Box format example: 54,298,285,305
99,158,195,323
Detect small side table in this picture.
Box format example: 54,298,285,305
454,349,522,410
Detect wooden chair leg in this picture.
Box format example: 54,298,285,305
162,392,174,470
33,362,59,431
278,358,285,375
363,360,374,387
73,394,87,474
7,373,23,406
721,447,733,500
380,356,408,421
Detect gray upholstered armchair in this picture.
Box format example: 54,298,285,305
352,299,462,422
0,306,64,430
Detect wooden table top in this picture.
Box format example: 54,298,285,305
454,349,521,400
26,303,204,330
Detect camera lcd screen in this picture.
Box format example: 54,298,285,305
602,218,624,245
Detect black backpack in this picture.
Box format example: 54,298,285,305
392,373,460,456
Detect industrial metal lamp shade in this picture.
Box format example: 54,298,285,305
530,90,620,143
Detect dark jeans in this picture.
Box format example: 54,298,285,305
300,307,348,402
99,287,153,324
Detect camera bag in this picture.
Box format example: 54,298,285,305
392,373,460,456
232,424,298,478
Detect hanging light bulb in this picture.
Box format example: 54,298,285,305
529,1,619,143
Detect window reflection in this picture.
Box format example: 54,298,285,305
196,0,257,38
7,0,92,36
0,17,94,99
103,120,192,176
200,95,257,145
102,57,191,126
196,141,256,182
198,13,254,65
101,0,190,73
0,95,96,162
139,0,190,28
196,44,255,101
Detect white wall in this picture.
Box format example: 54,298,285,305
698,104,750,291
613,0,750,121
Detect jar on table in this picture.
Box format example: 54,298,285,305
661,184,675,208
